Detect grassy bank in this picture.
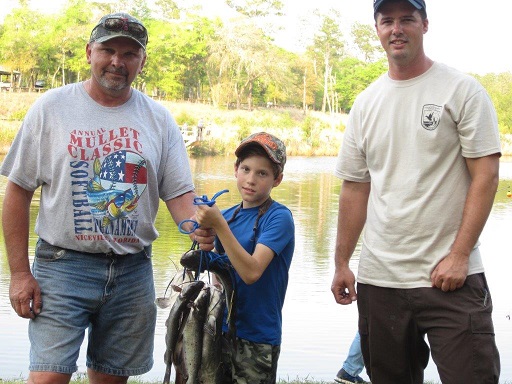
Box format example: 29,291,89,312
0,91,345,157
0,377,338,384
13,377,501,384
0,379,443,384
1,91,511,157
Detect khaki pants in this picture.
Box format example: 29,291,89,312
357,273,500,384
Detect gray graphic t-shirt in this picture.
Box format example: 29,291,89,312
1,83,194,254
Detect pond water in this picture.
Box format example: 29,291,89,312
0,155,511,382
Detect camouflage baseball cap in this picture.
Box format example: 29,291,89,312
89,12,148,50
235,132,287,169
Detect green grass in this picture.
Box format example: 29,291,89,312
0,380,442,384
0,120,18,152
0,374,444,384
3,372,511,383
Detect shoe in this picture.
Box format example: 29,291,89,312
334,368,369,384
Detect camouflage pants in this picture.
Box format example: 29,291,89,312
221,335,281,384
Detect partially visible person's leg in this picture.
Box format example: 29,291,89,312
335,330,368,383
417,273,500,384
88,369,128,384
86,249,156,378
27,372,71,384
357,283,429,384
342,331,365,377
28,240,93,383
230,337,280,384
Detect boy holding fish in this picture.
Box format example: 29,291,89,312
195,132,295,383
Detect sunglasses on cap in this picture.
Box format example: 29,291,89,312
102,17,147,39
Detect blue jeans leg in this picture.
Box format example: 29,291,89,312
343,331,364,377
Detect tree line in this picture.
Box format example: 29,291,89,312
0,0,510,133
0,0,388,113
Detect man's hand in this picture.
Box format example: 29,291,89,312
331,266,357,305
195,203,224,229
430,252,469,292
192,226,216,251
9,271,41,319
193,204,225,251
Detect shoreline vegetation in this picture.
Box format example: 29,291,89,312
0,92,344,157
1,92,511,158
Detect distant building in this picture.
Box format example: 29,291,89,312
0,66,21,90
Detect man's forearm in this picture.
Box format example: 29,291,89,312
334,180,370,269
450,155,500,257
2,181,34,274
165,191,196,225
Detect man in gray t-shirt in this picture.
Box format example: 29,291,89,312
1,13,213,384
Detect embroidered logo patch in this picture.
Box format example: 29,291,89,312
421,104,442,130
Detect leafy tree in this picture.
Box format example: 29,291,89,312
2,0,509,121
475,72,512,134
225,0,284,18
287,52,319,113
154,0,181,20
181,16,217,102
207,19,282,109
143,19,186,98
144,15,215,100
0,6,44,87
248,47,300,108
90,0,133,15
50,0,93,86
351,22,384,62
307,9,345,113
335,56,387,113
128,0,153,21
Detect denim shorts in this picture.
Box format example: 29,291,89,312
29,239,157,376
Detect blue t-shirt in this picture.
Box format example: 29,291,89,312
217,200,294,345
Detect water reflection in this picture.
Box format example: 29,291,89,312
0,156,511,382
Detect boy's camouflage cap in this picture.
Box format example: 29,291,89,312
235,132,287,169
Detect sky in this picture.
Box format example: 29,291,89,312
1,0,511,75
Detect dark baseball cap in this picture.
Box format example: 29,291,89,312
89,13,148,50
235,132,287,170
374,0,426,13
